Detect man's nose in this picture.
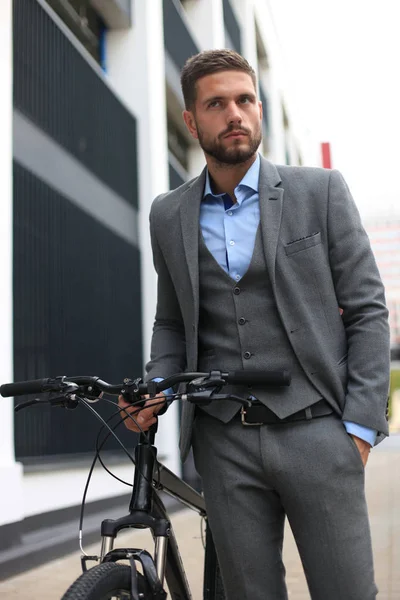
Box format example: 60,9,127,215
226,102,242,124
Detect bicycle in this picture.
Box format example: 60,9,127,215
0,369,290,599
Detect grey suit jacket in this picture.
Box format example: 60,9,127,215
146,157,390,461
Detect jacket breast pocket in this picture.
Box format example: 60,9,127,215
284,231,322,256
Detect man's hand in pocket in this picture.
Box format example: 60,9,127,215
350,434,371,467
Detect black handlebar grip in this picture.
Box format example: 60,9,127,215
0,379,50,397
225,370,291,386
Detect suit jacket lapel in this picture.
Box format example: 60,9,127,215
259,157,284,288
179,168,206,321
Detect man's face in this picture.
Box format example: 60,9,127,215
183,70,262,165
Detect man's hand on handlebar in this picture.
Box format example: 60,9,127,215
118,393,166,432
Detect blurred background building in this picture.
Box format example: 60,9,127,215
0,0,323,577
363,217,400,357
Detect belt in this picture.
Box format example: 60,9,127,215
240,399,333,426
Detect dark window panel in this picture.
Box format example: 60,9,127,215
223,0,241,54
169,161,186,190
163,0,199,70
13,164,143,460
259,83,270,136
13,0,138,207
45,0,104,63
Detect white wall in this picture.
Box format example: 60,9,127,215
23,464,136,517
0,0,24,528
188,146,206,180
107,0,180,476
237,0,258,71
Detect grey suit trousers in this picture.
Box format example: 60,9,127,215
192,410,377,600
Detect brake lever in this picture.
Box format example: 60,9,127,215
49,393,79,410
14,398,48,412
184,390,214,406
188,371,226,390
184,392,252,407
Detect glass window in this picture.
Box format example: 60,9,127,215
46,0,105,65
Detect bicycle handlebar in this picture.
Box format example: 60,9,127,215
0,370,291,398
0,378,52,397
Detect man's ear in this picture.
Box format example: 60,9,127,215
183,110,199,140
258,100,263,122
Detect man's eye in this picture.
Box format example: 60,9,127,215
239,97,251,104
208,101,221,108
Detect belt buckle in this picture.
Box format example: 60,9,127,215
240,406,263,426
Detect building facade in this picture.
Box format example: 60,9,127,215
0,0,320,577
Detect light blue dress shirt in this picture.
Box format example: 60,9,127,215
198,154,376,447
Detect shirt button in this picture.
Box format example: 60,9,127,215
229,240,235,246
233,287,241,295
238,317,246,325
228,211,233,216
243,351,252,359
235,274,240,281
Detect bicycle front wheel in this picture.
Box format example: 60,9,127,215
61,562,150,600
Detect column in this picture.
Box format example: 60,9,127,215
183,0,224,49
268,72,287,164
235,0,258,67
107,0,180,475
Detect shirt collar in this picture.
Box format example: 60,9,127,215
203,153,260,199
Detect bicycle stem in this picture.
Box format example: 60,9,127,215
130,432,157,513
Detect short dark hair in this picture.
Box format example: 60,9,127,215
181,49,257,110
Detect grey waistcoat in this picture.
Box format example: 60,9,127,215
197,224,322,421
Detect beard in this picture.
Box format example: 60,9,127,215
196,122,262,165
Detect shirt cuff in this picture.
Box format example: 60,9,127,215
152,378,175,398
343,421,377,447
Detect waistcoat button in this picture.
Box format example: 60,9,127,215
233,287,241,295
243,351,252,359
238,317,246,325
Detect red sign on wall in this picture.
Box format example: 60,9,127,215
321,142,332,169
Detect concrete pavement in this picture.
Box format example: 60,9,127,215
1,435,399,599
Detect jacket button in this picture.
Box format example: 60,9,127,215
243,351,252,359
233,287,241,295
238,317,246,325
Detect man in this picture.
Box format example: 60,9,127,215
120,49,390,599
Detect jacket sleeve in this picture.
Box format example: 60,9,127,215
327,169,390,438
144,204,187,383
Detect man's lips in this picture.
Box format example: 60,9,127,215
224,131,248,139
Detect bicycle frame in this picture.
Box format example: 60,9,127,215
89,427,206,600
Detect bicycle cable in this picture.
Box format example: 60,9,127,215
77,393,176,555
94,397,171,486
77,397,137,556
201,516,206,549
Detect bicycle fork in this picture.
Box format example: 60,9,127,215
98,436,170,586
99,526,169,584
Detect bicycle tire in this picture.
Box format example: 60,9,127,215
61,562,151,600
203,521,226,600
